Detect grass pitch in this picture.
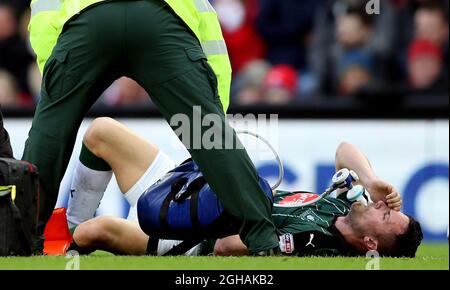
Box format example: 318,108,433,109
0,243,447,270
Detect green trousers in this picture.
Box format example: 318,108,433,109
23,0,278,253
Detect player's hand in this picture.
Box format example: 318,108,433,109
366,179,402,211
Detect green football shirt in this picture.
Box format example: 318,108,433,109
272,190,360,257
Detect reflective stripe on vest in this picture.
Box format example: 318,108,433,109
31,0,216,18
201,40,228,56
30,1,226,58
194,0,215,13
31,0,61,17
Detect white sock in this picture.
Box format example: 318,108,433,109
67,162,112,231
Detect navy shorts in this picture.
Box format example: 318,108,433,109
137,160,273,240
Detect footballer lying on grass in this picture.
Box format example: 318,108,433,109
58,117,423,258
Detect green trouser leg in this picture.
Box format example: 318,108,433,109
22,5,123,252
124,0,278,252
23,0,278,253
147,78,279,252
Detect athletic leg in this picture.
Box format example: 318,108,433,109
67,117,176,230
73,217,204,256
69,118,178,255
73,216,149,255
82,118,160,194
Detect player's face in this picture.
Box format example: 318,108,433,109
348,201,410,239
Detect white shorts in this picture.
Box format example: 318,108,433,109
125,150,177,221
123,151,202,256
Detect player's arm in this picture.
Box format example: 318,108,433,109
335,142,402,211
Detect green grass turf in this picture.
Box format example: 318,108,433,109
0,243,447,270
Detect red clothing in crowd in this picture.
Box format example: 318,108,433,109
221,0,266,74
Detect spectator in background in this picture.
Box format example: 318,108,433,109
408,39,448,93
0,1,16,40
311,0,397,96
339,50,375,96
413,1,449,76
262,64,298,104
332,6,378,96
214,0,266,74
232,60,271,105
395,0,448,79
0,1,36,106
256,0,322,72
336,8,374,50
0,70,19,106
233,62,299,105
415,2,449,46
396,0,449,43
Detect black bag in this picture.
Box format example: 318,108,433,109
0,158,39,256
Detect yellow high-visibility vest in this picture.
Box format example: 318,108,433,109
29,0,232,111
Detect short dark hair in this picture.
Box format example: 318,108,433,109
381,215,423,258
344,3,376,28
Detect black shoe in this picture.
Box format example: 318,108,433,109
32,234,45,256
252,247,281,256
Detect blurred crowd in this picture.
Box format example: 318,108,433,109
0,0,448,108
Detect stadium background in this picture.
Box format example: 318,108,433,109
1,0,449,243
